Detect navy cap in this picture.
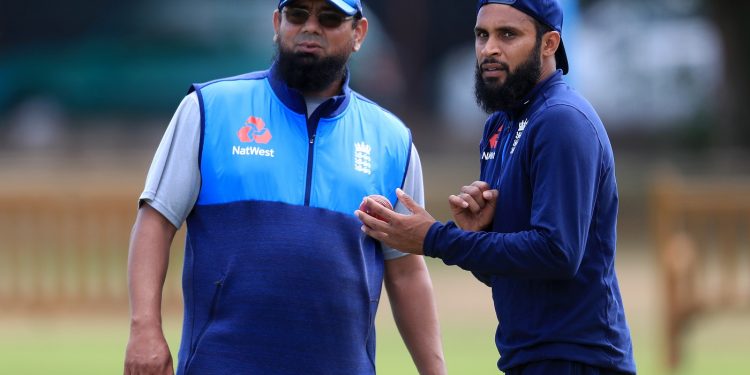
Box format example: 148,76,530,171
279,0,363,17
477,0,568,74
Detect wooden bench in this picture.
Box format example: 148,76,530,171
651,174,750,369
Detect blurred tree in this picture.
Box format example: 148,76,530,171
0,0,131,49
707,1,750,149
578,0,750,149
369,0,750,149
6,0,747,149
367,0,476,114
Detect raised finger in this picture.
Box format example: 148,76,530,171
395,188,423,214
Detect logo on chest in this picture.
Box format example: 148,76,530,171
482,125,504,161
354,142,372,175
510,118,528,155
233,116,275,158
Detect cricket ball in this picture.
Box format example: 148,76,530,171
359,194,393,221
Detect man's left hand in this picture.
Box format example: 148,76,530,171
355,188,436,255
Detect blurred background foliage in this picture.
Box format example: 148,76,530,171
2,0,750,152
1,1,749,374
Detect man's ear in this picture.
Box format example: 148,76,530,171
273,9,281,38
542,30,561,58
352,17,369,52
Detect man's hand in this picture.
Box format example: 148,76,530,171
448,181,498,232
124,323,174,375
355,188,436,255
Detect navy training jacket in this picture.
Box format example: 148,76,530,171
424,71,636,373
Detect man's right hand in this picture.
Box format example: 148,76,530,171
124,324,174,375
448,181,498,232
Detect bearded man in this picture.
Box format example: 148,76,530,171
356,1,636,374
124,1,446,374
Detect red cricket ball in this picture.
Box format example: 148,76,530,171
359,194,393,221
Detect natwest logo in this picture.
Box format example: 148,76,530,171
232,146,275,158
238,116,272,144
482,125,503,161
233,115,276,158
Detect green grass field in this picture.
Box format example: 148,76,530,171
0,310,748,374
1,255,749,374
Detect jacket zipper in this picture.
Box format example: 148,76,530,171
304,115,319,206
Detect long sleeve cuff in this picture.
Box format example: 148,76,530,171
423,221,453,258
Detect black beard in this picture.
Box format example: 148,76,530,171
474,42,542,113
273,44,349,94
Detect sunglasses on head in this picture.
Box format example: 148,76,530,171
283,7,354,29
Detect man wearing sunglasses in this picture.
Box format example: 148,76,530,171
124,0,447,374
357,0,636,374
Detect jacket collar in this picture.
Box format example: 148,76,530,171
507,69,564,118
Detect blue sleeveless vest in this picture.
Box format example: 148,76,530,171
176,67,412,375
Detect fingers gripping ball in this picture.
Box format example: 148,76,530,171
359,195,394,221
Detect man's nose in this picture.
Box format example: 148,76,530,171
300,12,323,33
480,37,502,58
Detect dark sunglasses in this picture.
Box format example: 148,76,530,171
283,7,354,29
